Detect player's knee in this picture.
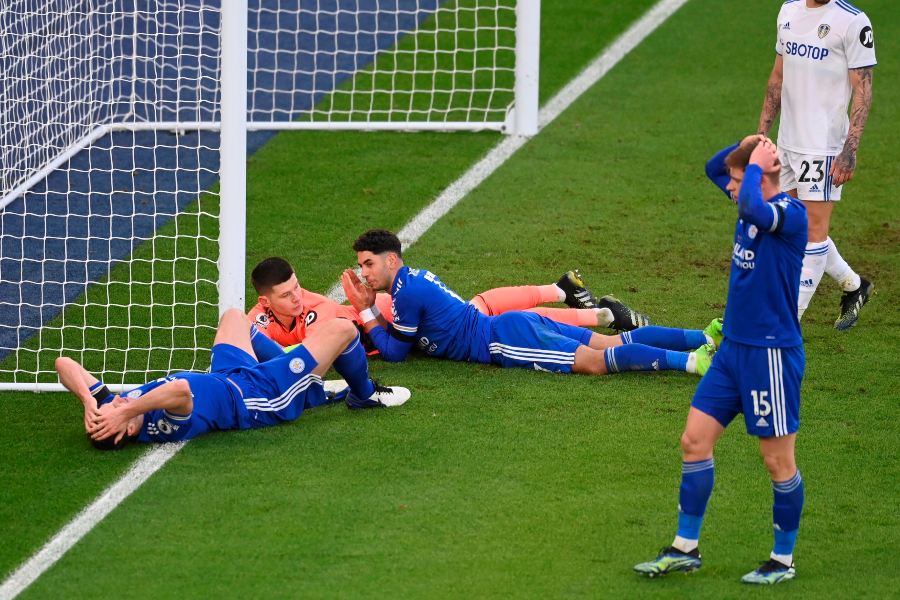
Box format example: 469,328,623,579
761,451,796,480
323,318,358,342
680,430,711,459
219,307,247,326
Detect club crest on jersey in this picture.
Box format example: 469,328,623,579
289,357,306,373
127,389,143,399
817,24,830,39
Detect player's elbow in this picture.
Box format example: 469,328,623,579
171,379,194,412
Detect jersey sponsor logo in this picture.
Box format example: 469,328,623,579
254,312,270,329
156,418,180,435
418,336,438,354
304,310,317,327
289,357,306,373
732,243,755,270
784,41,829,61
817,24,830,39
859,25,874,48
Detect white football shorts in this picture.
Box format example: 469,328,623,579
778,148,843,202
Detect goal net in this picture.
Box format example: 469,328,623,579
0,0,538,390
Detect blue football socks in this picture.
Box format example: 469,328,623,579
677,458,715,544
620,326,708,351
250,325,284,362
772,470,804,559
332,331,375,400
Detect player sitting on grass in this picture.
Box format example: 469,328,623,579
248,257,650,352
341,229,720,377
634,136,807,584
57,308,410,449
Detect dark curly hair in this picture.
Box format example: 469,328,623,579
352,229,402,257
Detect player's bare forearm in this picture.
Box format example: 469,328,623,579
55,357,97,407
833,66,873,185
757,57,783,135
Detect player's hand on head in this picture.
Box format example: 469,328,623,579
341,269,375,312
750,138,780,174
89,396,129,441
740,133,766,151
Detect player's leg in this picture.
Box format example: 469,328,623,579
214,308,257,358
619,325,713,351
739,433,801,584
827,235,874,330
635,351,739,577
302,319,409,407
471,284,564,315
739,344,804,584
574,341,709,376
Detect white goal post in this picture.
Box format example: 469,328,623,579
0,0,540,391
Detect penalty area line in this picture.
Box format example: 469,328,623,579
2,0,689,596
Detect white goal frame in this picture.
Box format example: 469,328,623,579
0,0,540,392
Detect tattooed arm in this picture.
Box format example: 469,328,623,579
830,66,874,187
757,55,783,137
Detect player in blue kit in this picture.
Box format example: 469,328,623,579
341,230,720,377
57,308,410,449
634,136,807,585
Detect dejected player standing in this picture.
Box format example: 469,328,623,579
757,0,876,329
634,137,808,584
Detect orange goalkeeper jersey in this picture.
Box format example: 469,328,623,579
248,288,394,347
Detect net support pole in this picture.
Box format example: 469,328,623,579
513,0,541,136
218,0,248,314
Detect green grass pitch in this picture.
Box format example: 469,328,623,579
1,1,898,597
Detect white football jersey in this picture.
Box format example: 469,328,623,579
775,0,876,155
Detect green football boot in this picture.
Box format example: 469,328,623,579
634,546,702,577
703,318,723,350
740,559,795,585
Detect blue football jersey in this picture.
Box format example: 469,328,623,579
131,372,247,443
390,266,492,362
724,172,807,347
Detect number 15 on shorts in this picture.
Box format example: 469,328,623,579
751,390,772,417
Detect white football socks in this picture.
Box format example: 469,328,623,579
673,535,699,553
552,284,567,302
797,240,829,319
824,236,861,292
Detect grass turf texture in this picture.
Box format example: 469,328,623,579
2,0,898,597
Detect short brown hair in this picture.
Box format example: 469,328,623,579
251,257,295,294
725,139,779,183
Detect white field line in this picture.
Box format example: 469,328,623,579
326,0,690,301
0,443,185,599
1,1,688,597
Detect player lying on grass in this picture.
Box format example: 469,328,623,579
57,309,410,450
248,257,651,353
342,229,721,377
634,136,807,584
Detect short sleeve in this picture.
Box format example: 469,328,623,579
845,14,876,69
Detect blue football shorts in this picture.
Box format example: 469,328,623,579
488,311,592,373
691,338,805,437
211,342,326,427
